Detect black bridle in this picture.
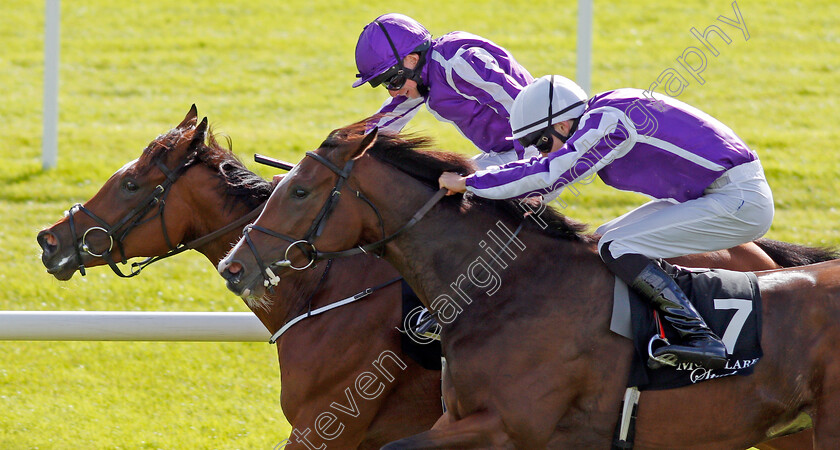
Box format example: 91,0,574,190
239,150,446,290
65,156,263,278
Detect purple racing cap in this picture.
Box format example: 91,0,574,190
353,13,431,88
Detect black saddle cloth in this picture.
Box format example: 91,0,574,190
626,263,763,390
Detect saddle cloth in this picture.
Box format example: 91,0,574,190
610,264,763,390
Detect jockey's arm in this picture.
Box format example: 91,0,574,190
462,110,633,200
368,96,425,133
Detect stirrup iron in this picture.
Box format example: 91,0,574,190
647,334,677,369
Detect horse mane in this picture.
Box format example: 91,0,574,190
754,238,840,267
324,120,590,241
142,125,272,211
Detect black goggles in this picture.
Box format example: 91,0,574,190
370,65,410,91
518,127,565,153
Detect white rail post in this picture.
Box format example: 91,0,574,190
576,0,593,95
42,0,60,170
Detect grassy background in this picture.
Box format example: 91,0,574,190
1,0,838,448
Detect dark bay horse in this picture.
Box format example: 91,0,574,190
36,107,442,449
219,122,840,449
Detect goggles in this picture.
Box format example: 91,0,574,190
370,65,411,91
518,127,565,153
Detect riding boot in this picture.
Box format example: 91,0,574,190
630,262,728,370
599,243,728,370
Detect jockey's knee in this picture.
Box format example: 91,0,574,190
598,235,637,263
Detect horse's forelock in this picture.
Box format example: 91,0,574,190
137,128,189,173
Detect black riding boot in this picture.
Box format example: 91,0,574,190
600,243,728,370
631,262,728,369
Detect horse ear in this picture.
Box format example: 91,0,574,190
351,127,378,160
189,117,208,150
177,104,198,129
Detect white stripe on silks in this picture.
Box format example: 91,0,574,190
448,47,518,116
375,96,425,132
424,50,474,143
586,105,725,173
471,156,572,199
636,135,727,171
543,108,635,188
469,108,635,199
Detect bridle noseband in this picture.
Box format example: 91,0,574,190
239,150,447,290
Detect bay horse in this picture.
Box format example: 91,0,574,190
218,121,840,449
36,107,443,449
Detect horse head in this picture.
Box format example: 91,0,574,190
218,117,479,299
217,121,377,298
37,105,211,280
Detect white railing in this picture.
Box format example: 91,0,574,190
0,311,269,342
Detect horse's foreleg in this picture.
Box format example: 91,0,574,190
381,410,512,449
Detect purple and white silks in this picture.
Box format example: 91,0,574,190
370,31,534,157
465,89,758,203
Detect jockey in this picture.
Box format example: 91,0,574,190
352,13,539,169
438,75,775,369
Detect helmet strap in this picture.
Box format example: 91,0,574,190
556,117,580,143
374,20,430,92
411,49,429,94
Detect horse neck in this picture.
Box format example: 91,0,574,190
176,167,256,266
176,166,308,330
358,163,607,313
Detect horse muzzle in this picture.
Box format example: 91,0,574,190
37,229,80,281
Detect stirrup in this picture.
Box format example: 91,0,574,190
415,312,441,342
647,334,677,369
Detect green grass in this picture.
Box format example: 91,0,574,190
1,0,838,448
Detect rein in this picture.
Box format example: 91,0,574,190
239,150,447,289
303,150,447,261
124,203,265,276
268,256,402,344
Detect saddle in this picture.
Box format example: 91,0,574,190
402,261,763,390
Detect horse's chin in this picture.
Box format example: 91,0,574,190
242,289,273,312
242,283,268,300
224,276,266,300
46,263,77,281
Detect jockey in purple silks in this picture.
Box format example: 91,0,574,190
352,13,540,169
439,75,775,370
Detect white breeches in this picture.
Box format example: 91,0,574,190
598,160,774,259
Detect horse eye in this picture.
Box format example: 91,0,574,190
292,188,308,199
122,179,139,193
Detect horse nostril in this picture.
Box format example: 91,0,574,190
37,230,59,255
221,260,245,286
227,261,242,275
